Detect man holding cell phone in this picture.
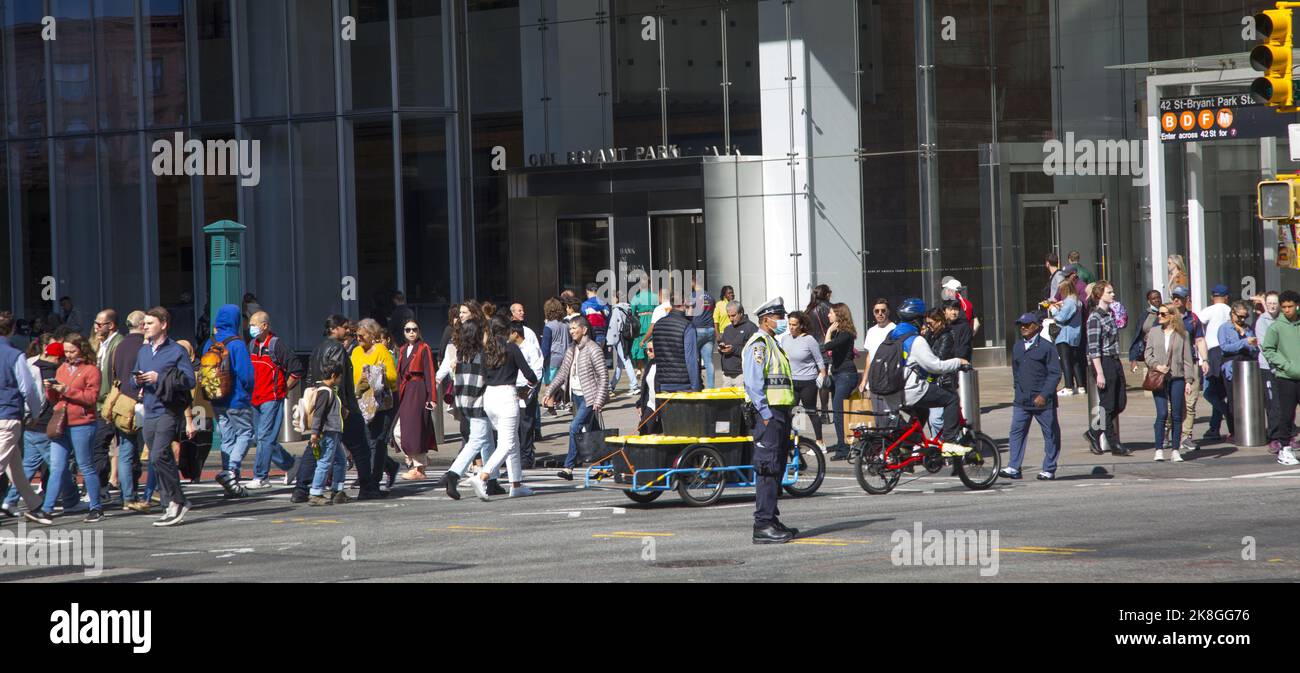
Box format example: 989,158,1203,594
133,307,195,527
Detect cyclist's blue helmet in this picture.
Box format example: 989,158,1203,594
897,298,927,322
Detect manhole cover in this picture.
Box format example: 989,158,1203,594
649,559,744,569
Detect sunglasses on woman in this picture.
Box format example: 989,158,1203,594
404,327,419,333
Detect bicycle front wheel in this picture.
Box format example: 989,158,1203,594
955,432,1000,490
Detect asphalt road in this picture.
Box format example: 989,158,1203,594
3,367,1299,582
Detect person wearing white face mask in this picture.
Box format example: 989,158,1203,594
743,297,799,544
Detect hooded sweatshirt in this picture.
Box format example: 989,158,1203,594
887,322,963,407
201,304,256,409
1263,312,1300,381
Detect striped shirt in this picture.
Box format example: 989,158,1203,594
1086,306,1119,359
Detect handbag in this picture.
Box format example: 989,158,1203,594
1142,334,1175,392
575,413,619,463
46,403,68,440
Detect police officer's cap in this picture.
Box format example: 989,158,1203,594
755,297,787,319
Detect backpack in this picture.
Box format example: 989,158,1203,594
292,385,331,435
198,336,239,401
618,306,639,344
867,334,918,396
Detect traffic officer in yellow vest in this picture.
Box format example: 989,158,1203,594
743,297,799,544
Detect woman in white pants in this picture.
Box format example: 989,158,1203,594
470,315,540,500
436,319,496,500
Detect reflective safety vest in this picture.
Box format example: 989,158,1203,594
743,331,795,407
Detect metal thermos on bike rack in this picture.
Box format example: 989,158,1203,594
1232,360,1266,447
957,368,980,433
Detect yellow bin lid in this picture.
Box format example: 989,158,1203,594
655,387,746,401
607,435,751,445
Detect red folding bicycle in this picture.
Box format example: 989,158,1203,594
849,405,1001,494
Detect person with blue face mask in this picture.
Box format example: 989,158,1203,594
743,297,799,544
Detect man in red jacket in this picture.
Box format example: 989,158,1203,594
247,311,304,488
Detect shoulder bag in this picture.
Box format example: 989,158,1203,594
1142,333,1175,392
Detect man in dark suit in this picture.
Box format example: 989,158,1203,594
1002,313,1062,481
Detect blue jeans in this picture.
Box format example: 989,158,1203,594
609,340,637,391
1008,405,1061,473
5,431,77,509
114,431,145,501
696,328,716,389
43,423,101,512
450,416,497,477
215,406,256,477
831,370,858,449
1154,378,1187,449
1204,375,1232,436
564,394,599,469
253,399,295,480
310,432,347,496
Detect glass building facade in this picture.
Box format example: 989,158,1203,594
2,0,1294,355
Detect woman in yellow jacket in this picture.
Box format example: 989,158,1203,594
351,318,400,497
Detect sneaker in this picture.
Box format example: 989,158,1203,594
332,491,351,505
1111,445,1132,457
556,470,573,481
153,503,191,527
940,442,970,457
1278,447,1300,466
0,502,16,518
1269,440,1283,455
1057,388,1074,397
308,495,331,506
125,501,151,514
83,509,104,523
1036,471,1056,481
24,509,53,525
1201,431,1223,443
998,467,1022,480
282,471,297,487
1075,387,1086,395
1180,436,1198,452
244,478,270,489
1171,449,1184,463
1153,449,1165,462
470,476,490,501
509,484,535,498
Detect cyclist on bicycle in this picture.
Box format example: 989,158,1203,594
871,298,971,455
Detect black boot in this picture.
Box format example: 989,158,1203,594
753,523,795,545
486,479,508,496
443,471,461,500
1083,429,1104,455
773,520,800,538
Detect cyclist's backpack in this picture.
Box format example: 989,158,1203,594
292,386,331,435
198,336,239,401
867,334,917,396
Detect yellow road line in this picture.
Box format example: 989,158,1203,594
592,532,676,539
997,546,1095,555
430,525,505,533
271,518,342,525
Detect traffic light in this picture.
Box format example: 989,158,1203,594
1250,6,1296,109
1258,175,1300,219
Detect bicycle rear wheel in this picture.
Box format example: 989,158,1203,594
955,432,1000,490
854,436,901,495
784,437,825,497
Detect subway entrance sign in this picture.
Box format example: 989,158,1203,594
1158,93,1295,143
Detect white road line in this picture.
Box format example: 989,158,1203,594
1231,468,1300,479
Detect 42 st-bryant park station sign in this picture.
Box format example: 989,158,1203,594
1158,93,1293,143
